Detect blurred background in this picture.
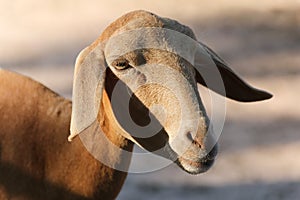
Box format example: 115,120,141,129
1,0,299,199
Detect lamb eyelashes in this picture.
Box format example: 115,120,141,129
114,59,132,70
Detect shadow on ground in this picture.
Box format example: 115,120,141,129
119,180,300,200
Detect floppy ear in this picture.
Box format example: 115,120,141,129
69,46,107,141
195,42,272,102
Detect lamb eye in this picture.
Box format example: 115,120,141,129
113,59,131,70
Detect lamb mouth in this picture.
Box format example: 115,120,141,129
176,145,218,174
176,155,215,174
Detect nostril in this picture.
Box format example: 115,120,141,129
186,131,202,148
186,131,194,142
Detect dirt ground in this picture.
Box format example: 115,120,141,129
1,0,300,199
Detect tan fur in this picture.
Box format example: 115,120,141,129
0,69,133,199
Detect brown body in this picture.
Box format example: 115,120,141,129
0,69,133,200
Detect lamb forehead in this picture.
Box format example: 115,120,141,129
101,10,196,41
102,11,199,65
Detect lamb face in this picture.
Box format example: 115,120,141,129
70,10,272,174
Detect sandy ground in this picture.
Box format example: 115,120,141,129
1,0,300,199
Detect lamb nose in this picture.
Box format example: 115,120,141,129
186,131,194,142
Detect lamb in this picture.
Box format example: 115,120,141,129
0,10,272,200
